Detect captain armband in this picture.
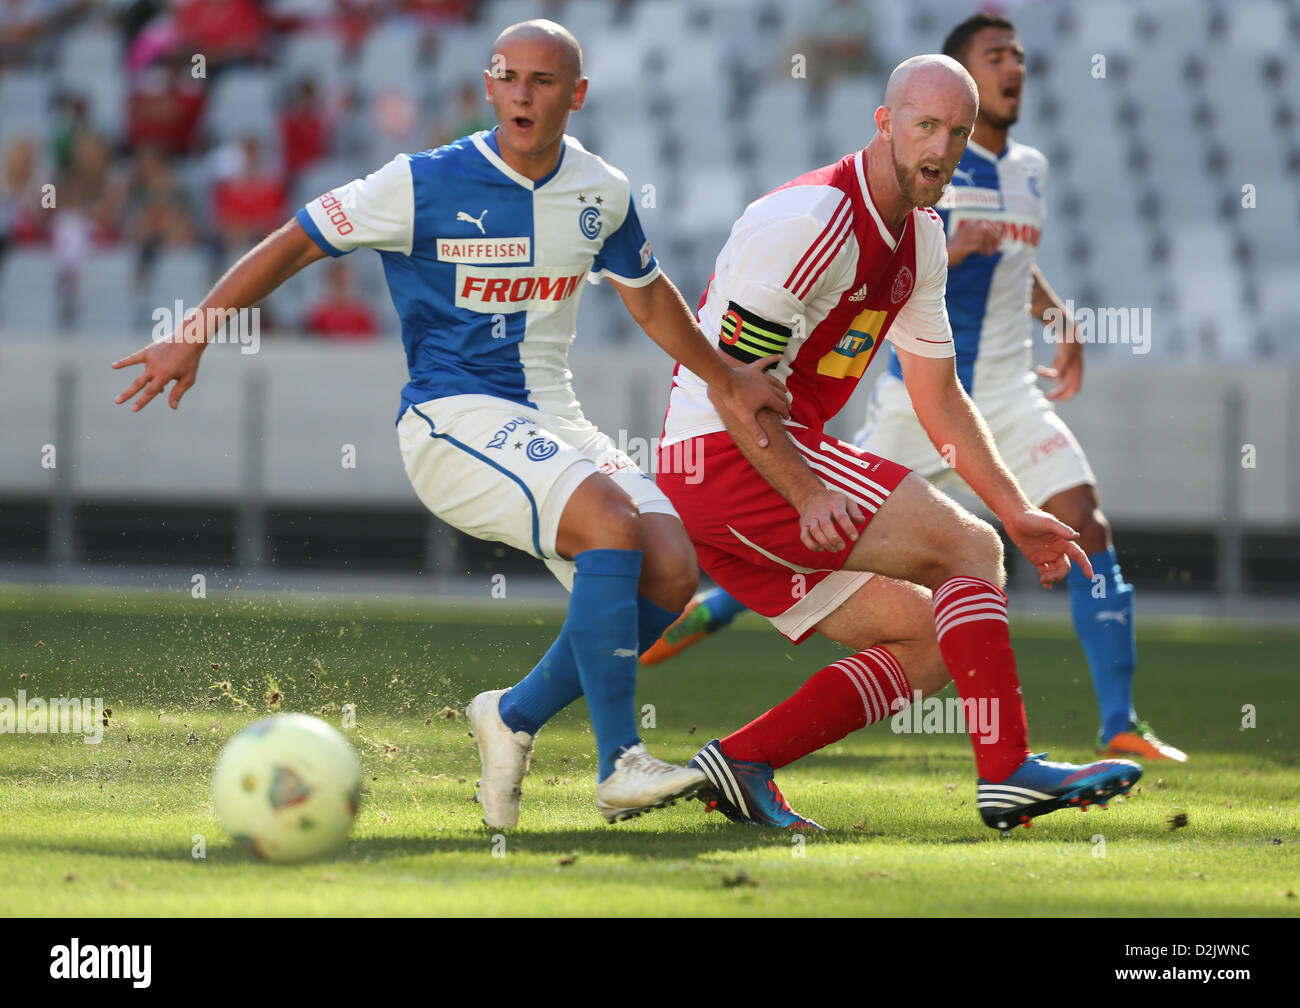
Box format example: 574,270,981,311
717,301,792,365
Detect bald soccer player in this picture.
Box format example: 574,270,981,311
655,55,1143,833
112,20,788,829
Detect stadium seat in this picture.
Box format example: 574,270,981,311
276,31,346,88
1222,0,1291,50
55,24,125,138
1073,0,1139,48
204,69,278,144
356,22,420,88
0,248,60,336
73,247,139,340
141,249,215,323
0,73,55,149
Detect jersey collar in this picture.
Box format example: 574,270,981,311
854,148,902,251
473,129,568,190
966,138,1009,161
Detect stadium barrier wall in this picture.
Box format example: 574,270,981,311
0,338,1296,590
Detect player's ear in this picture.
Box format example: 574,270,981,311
482,68,493,103
874,104,891,139
570,76,589,112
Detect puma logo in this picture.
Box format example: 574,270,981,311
457,209,488,234
1097,610,1128,625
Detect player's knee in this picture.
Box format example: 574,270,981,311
937,516,1003,588
562,489,642,555
1048,487,1109,555
650,559,697,612
1074,507,1110,555
639,524,698,611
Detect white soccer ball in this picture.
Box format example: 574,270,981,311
211,713,362,863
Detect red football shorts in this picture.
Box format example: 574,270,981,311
657,426,911,642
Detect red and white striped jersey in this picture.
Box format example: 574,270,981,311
661,148,954,446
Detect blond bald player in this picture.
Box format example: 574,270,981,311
656,55,1143,832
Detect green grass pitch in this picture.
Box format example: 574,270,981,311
0,584,1295,917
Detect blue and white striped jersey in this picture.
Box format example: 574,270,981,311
298,130,660,421
886,138,1048,397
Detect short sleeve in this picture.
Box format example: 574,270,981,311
886,211,955,358
717,187,857,329
297,154,415,257
589,194,660,287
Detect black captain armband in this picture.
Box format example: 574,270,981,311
717,301,792,365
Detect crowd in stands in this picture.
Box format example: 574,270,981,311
0,0,509,339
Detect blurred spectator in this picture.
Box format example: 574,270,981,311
304,258,378,341
51,132,124,323
0,0,88,69
212,135,286,256
280,77,332,175
128,50,207,155
55,132,124,244
123,144,199,283
331,0,383,56
50,92,98,173
398,0,476,28
794,0,882,89
0,136,48,257
173,0,271,71
431,80,492,148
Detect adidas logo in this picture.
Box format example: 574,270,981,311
848,283,869,302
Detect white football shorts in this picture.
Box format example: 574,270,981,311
855,372,1097,508
397,394,677,587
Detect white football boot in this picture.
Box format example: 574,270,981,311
595,744,708,823
465,689,534,829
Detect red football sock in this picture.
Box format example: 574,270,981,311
721,646,912,769
932,576,1031,782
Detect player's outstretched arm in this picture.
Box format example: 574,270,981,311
898,346,1092,585
611,273,789,447
1029,263,1083,402
112,219,327,412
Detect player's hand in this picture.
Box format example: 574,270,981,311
946,220,1001,267
718,353,789,448
111,337,206,412
1035,330,1083,401
1004,508,1093,587
796,487,864,553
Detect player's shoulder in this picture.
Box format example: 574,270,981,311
913,204,945,233
739,183,851,240
1004,138,1049,172
559,135,632,190
406,133,485,172
909,205,948,275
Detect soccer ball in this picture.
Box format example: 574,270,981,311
211,713,362,863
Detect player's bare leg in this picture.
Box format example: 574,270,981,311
1042,483,1187,762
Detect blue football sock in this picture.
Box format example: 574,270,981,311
498,630,582,736
499,591,677,735
1067,546,1138,741
699,587,747,628
567,549,643,780
637,594,681,655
